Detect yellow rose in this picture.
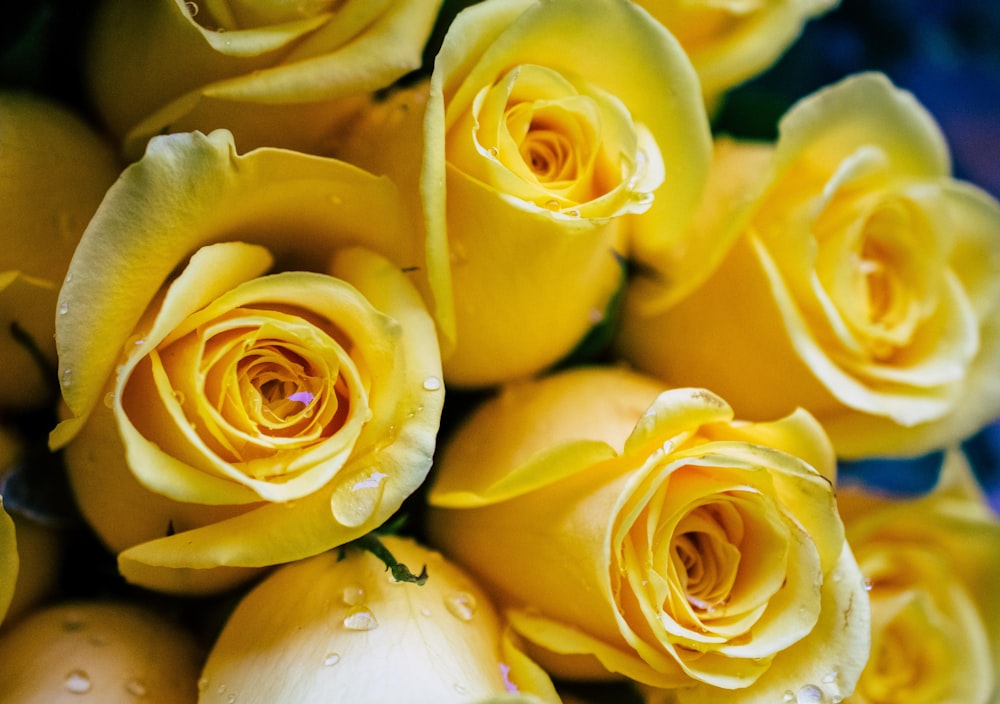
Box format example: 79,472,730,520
51,130,444,594
0,600,203,702
838,450,1000,704
617,72,1000,458
633,0,838,103
0,92,120,409
337,0,711,387
427,366,869,703
85,0,443,158
199,535,559,704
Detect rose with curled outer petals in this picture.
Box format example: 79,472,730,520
51,130,443,594
618,72,1000,458
837,450,1000,704
633,0,838,104
199,536,560,704
86,0,442,158
409,0,711,386
427,366,869,703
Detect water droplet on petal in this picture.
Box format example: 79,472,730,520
343,605,378,631
184,1,199,16
125,678,147,697
227,694,237,704
822,670,839,684
323,652,341,667
420,608,432,617
62,613,84,631
197,677,209,692
797,684,825,703
863,577,874,592
331,470,387,527
422,376,442,392
488,147,499,158
444,591,477,622
64,272,73,284
59,302,69,315
64,670,92,694
783,692,796,703
103,392,116,409
61,369,72,388
341,585,365,606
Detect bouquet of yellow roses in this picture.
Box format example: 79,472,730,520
1,1,998,702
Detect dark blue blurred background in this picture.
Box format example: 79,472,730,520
2,0,999,508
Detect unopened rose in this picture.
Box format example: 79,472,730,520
85,0,443,158
838,450,1000,704
633,0,838,103
0,600,203,703
0,92,120,408
52,130,443,594
200,535,558,704
618,73,1000,458
428,366,869,703
339,0,711,387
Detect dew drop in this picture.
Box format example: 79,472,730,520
422,376,442,392
783,692,796,703
62,613,84,631
544,199,560,210
797,684,825,703
64,670,92,694
822,670,839,684
342,605,378,631
332,469,387,527
61,368,72,388
488,147,499,158
863,577,874,592
217,683,227,695
444,591,477,622
420,607,432,617
59,302,69,315
184,1,199,16
65,272,73,284
103,392,116,409
227,694,236,704
197,677,209,692
323,652,341,667
341,585,365,606
125,678,147,697
566,209,580,217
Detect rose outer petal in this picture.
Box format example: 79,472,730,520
0,497,16,625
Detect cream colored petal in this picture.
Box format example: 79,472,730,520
199,536,554,703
